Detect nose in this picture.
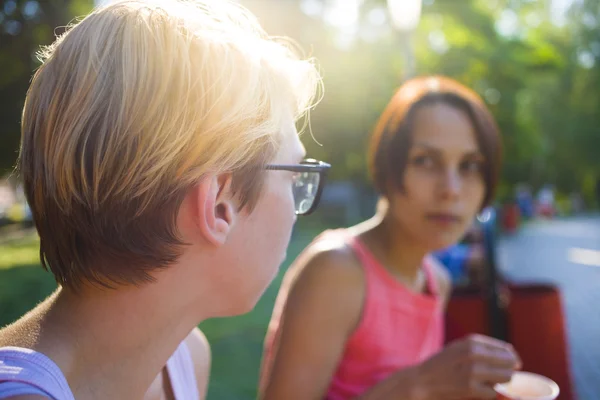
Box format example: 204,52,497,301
439,169,461,199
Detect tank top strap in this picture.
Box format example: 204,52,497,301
422,256,439,297
346,234,403,291
0,347,75,400
166,341,199,400
347,235,381,272
348,234,439,299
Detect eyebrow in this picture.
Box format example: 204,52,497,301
412,141,483,157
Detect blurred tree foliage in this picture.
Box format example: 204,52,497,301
247,0,600,203
0,0,93,171
0,0,598,201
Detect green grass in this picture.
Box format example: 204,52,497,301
0,233,58,326
0,223,330,399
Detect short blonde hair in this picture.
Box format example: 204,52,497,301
19,0,321,290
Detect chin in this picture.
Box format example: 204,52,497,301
427,235,463,252
226,301,259,317
226,273,280,317
218,294,261,317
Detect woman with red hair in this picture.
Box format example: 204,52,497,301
259,76,521,400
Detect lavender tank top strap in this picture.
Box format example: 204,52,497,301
166,341,199,400
0,347,74,400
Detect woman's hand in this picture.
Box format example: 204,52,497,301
413,334,521,400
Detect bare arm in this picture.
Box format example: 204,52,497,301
185,327,211,400
260,241,365,400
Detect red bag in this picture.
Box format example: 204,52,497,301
444,211,576,399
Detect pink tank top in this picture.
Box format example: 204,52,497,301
262,231,445,400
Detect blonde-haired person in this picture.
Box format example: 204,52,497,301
0,0,326,399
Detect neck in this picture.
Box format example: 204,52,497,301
364,206,430,283
16,277,209,399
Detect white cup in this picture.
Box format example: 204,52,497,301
494,371,560,400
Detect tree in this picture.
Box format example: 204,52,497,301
1,0,598,202
0,0,93,173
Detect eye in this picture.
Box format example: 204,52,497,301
460,160,483,173
412,155,435,168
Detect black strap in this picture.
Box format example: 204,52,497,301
480,208,509,341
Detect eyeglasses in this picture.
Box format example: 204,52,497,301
266,159,331,215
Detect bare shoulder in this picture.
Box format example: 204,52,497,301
426,254,452,306
286,232,363,287
282,233,365,306
275,231,367,336
184,327,211,399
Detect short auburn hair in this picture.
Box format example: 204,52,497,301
19,0,321,290
368,75,502,208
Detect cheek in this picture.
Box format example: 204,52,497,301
261,179,296,238
388,192,424,223
463,177,486,206
401,169,437,202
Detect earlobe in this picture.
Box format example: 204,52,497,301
194,174,236,246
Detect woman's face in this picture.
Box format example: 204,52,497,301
387,102,486,251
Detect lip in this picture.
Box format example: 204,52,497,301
425,212,462,225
